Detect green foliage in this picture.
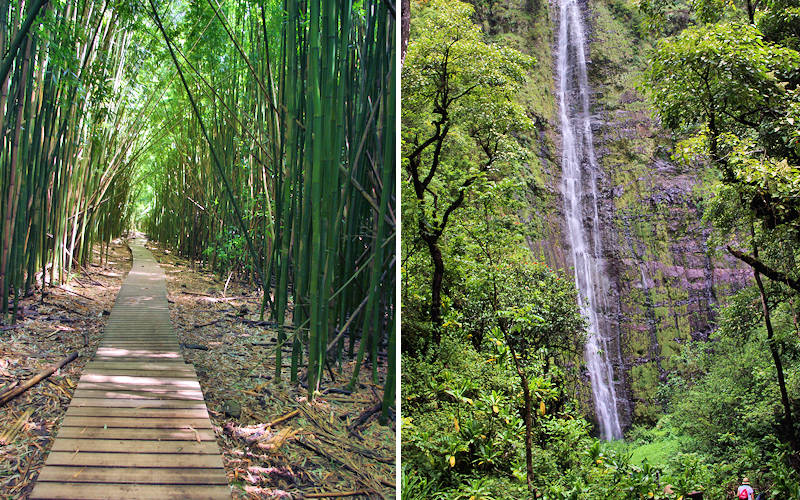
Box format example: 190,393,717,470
641,1,800,490
202,230,247,277
646,22,799,138
401,0,534,329
402,0,534,209
403,331,597,498
758,0,800,51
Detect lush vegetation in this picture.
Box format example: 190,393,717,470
0,0,396,416
402,0,800,497
0,0,143,320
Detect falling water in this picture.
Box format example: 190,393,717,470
557,0,623,440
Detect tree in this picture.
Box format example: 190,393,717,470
645,20,800,450
494,262,585,493
401,0,532,338
454,184,586,492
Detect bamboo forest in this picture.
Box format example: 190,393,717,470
0,0,396,498
401,0,800,498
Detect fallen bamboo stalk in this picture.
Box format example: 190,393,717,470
304,491,371,498
348,402,382,432
267,409,299,428
192,318,224,329
295,437,395,490
0,381,20,399
0,352,78,406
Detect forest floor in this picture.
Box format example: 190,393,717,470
0,237,395,500
145,241,396,499
0,239,132,499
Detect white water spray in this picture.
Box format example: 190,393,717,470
557,0,623,440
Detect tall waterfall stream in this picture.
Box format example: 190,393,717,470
557,0,623,440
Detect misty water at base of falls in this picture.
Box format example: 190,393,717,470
556,0,623,440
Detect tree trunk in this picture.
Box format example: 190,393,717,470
752,239,798,451
519,368,534,493
503,326,535,494
422,232,444,340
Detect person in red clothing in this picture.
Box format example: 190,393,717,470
736,477,754,500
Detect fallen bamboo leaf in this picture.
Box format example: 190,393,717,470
187,425,201,443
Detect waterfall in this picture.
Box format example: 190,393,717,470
557,0,623,440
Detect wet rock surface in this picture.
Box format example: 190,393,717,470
581,0,751,425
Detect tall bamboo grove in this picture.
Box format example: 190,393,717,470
0,0,396,421
145,0,396,418
0,1,147,321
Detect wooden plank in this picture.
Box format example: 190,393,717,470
102,324,172,328
99,340,178,343
66,407,209,419
87,361,194,371
100,339,176,343
104,325,172,329
98,346,180,351
100,339,175,342
102,325,172,328
36,466,228,485
99,342,179,346
104,321,172,324
55,427,216,441
92,355,184,361
92,356,188,363
105,320,172,324
50,439,219,454
78,374,200,386
70,398,207,409
71,389,204,401
103,328,172,331
102,332,173,335
44,451,224,468
82,367,196,376
75,382,201,393
101,331,173,334
97,346,182,351
77,368,197,377
29,482,230,499
96,348,181,356
61,416,212,429
94,354,184,361
99,340,177,344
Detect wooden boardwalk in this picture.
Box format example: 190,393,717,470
30,240,230,499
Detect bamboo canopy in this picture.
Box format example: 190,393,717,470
0,0,395,418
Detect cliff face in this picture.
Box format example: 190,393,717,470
583,0,752,425
471,0,752,429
